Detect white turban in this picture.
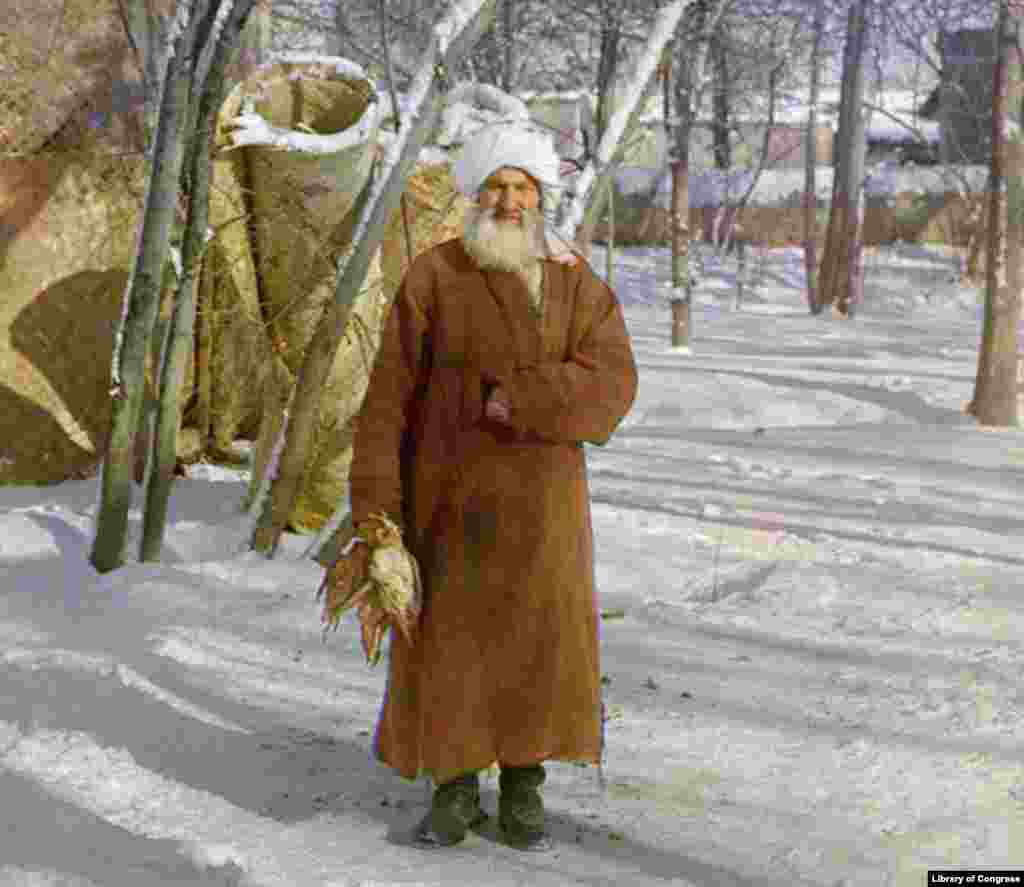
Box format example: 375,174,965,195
452,123,561,199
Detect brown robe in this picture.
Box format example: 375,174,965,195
349,237,638,783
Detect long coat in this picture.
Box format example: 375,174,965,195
349,237,638,783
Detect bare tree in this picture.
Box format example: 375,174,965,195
817,0,870,318
716,14,801,254
502,0,516,92
560,2,693,249
803,0,826,313
91,0,261,572
92,2,202,573
710,29,731,170
667,0,727,347
968,0,1021,426
594,0,625,145
140,0,259,561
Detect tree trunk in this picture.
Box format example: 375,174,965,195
595,1,620,146
606,178,615,287
722,46,787,253
141,7,251,561
969,1,1020,426
232,0,270,80
734,238,746,310
711,31,730,170
251,0,500,557
582,1,622,259
818,0,868,317
502,0,515,94
669,1,713,349
195,245,214,452
116,0,173,145
671,292,690,348
90,6,198,573
669,150,691,347
803,0,825,313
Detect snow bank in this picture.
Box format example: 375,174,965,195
0,867,102,887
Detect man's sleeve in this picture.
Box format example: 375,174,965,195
494,273,638,446
348,263,432,527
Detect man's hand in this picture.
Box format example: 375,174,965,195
485,387,511,424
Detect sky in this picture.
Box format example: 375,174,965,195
2,239,1023,887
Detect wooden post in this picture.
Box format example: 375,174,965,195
671,297,690,348
734,236,746,311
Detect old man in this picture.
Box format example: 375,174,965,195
332,123,637,850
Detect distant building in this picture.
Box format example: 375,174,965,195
864,89,940,167
521,89,833,171
622,119,833,171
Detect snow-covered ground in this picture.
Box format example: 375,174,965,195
2,242,1023,887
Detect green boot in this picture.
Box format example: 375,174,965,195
413,772,488,848
498,764,552,851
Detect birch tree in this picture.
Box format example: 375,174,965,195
91,3,202,573
968,0,1022,426
803,0,826,313
817,0,869,317
91,0,258,572
557,0,695,250
666,0,726,347
140,0,259,561
250,0,501,557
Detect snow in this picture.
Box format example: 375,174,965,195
220,55,383,155
225,102,379,156
866,117,940,146
435,0,488,56
5,241,1024,886
164,0,193,52
433,82,530,148
518,90,592,104
269,53,370,83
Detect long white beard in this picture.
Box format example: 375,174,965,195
462,206,545,311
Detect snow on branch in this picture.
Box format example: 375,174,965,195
165,0,195,52
269,53,372,83
208,0,237,46
339,0,495,279
195,0,237,79
436,0,483,55
556,0,693,240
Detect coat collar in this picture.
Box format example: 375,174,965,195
449,238,545,361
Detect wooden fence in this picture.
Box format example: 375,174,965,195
594,187,986,248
